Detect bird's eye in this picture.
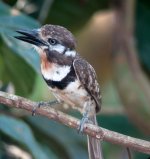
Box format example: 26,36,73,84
48,38,57,45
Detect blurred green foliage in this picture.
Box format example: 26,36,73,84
136,0,150,73
0,0,150,159
44,0,109,31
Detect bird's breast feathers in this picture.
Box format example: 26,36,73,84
41,62,71,81
41,62,92,110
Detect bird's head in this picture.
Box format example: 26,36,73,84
15,24,77,58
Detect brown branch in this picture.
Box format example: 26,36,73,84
0,91,150,154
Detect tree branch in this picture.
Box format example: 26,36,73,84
0,91,150,154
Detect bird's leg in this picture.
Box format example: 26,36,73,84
32,100,59,116
78,112,91,134
78,100,95,134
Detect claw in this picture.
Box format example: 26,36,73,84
32,102,41,116
32,108,36,116
32,100,58,116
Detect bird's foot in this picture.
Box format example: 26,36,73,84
78,113,90,134
32,100,59,116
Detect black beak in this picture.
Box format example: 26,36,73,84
14,29,48,47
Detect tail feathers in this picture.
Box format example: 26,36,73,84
87,116,103,159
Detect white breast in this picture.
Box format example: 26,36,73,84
47,77,96,115
51,79,89,109
65,80,87,97
41,64,71,81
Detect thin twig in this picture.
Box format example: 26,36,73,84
0,91,150,154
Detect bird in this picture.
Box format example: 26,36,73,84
15,24,103,159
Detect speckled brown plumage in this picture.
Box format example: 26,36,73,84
73,57,101,113
41,24,76,50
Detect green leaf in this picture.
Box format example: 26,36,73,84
0,1,42,96
28,116,88,159
0,1,40,73
0,40,36,96
0,1,10,15
0,1,40,29
0,115,48,159
2,34,40,74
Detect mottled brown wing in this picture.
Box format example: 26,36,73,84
73,57,101,113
